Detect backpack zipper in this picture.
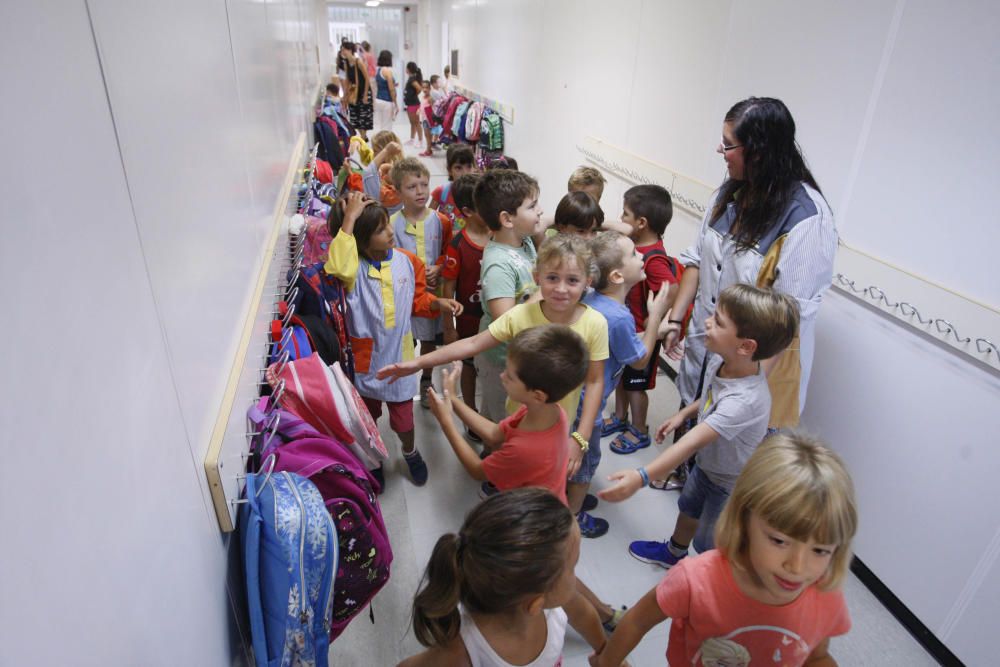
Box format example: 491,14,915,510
284,472,310,624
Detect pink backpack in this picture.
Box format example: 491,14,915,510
302,216,333,266
269,434,393,640
465,102,485,141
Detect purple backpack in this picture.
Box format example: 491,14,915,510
269,434,393,640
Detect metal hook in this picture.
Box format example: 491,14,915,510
281,301,297,328
232,453,278,505
934,319,971,343
271,378,287,406
976,338,998,356
897,302,932,325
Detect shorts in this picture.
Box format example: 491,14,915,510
621,341,661,391
676,464,731,553
568,425,603,484
474,354,506,422
361,396,414,433
349,102,373,130
406,104,419,114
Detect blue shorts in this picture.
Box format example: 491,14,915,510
569,425,603,484
676,464,731,553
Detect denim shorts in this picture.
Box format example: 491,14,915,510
569,425,603,484
676,464,731,553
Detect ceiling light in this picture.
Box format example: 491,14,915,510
365,1,380,6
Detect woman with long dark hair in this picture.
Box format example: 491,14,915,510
403,61,425,146
664,97,837,437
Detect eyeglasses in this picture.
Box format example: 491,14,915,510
719,137,743,152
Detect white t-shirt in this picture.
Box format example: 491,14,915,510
459,606,567,667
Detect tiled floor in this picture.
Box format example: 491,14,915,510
329,126,939,666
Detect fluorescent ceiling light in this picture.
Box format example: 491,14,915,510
365,1,380,6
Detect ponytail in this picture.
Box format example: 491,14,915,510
409,489,574,648
412,533,463,646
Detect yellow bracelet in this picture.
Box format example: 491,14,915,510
570,431,589,453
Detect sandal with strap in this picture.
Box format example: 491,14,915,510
609,424,651,455
600,415,629,437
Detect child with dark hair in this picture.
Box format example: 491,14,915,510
431,144,477,233
399,489,583,666
440,174,489,438
553,190,605,238
606,184,680,456
426,325,588,503
324,192,462,489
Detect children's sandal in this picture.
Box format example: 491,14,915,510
600,415,629,437
609,424,651,454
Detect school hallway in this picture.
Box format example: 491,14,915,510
5,1,997,665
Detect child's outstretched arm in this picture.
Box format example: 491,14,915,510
438,361,503,448
598,420,716,502
376,329,498,382
425,364,490,481
589,588,665,667
629,289,674,370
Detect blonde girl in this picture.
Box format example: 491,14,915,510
399,488,580,667
592,432,858,667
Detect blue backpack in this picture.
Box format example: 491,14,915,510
240,470,338,667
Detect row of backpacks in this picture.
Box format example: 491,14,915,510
428,91,507,169
238,160,393,667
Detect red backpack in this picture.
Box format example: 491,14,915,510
642,248,693,339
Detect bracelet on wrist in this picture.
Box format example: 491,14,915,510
570,431,589,453
668,319,684,325
636,467,650,487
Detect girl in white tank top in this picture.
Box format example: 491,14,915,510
399,489,581,667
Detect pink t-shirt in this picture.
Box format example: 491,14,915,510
481,405,569,505
656,550,850,666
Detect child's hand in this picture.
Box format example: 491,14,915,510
600,219,634,235
426,386,454,424
432,298,464,316
426,264,442,286
655,413,686,442
376,360,421,383
597,469,644,502
566,438,584,479
648,285,672,324
439,360,462,395
387,141,403,156
342,191,373,224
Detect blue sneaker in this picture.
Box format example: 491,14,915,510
628,540,686,569
479,481,500,499
403,449,428,486
577,510,609,538
582,493,598,512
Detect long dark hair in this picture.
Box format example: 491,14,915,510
406,61,423,82
711,97,822,250
410,489,574,647
327,199,389,261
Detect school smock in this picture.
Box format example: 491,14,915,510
324,230,437,402
391,208,451,341
676,182,836,428
458,606,567,667
488,301,608,419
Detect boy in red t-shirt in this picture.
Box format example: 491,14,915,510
440,174,490,436
425,325,588,505
606,184,681,455
430,144,476,235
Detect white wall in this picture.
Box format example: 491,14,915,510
425,0,1000,663
0,1,324,664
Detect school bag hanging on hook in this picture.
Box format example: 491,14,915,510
240,467,337,667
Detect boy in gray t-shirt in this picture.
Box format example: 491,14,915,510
598,283,800,569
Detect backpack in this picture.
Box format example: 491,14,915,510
268,318,313,366
432,91,453,121
464,102,485,142
452,101,471,140
269,435,393,640
267,352,388,468
641,248,693,338
481,112,504,151
441,95,466,138
291,263,355,380
240,470,337,667
302,215,333,267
